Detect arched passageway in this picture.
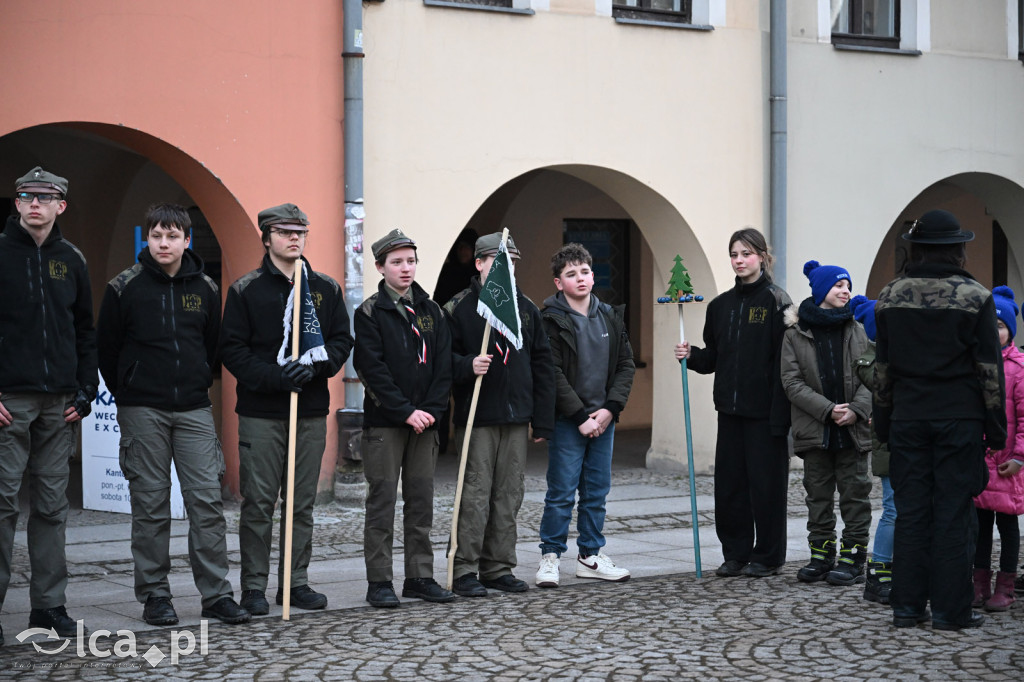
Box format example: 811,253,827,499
866,172,1024,297
1,123,262,498
434,164,721,473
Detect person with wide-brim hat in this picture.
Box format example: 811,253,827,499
901,209,976,244
874,208,1006,631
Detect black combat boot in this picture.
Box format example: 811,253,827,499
827,540,867,586
863,561,892,604
797,539,836,583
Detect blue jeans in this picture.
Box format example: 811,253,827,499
872,476,896,563
538,418,615,557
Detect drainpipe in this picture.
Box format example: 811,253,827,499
340,0,365,468
770,0,787,290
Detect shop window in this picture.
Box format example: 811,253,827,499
831,0,900,49
613,1,693,25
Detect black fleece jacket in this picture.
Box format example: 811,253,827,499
221,254,353,419
874,262,1006,449
0,216,97,395
445,278,555,438
686,273,793,432
97,248,219,411
354,280,452,428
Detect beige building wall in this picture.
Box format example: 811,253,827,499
364,0,1024,474
364,0,766,473
786,2,1024,299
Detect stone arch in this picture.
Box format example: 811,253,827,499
867,172,1024,297
443,163,718,474
0,122,265,497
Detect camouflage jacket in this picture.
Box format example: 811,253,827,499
874,262,1006,450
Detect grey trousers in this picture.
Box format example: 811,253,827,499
0,392,73,610
362,426,439,583
802,447,872,545
117,405,232,608
453,424,527,581
238,415,325,593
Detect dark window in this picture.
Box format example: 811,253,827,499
1019,0,1023,61
832,0,900,49
563,218,630,311
993,220,1007,287
613,1,693,25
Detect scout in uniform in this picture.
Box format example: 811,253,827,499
355,229,456,607
221,203,354,614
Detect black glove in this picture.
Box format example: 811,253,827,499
281,360,314,393
69,389,93,419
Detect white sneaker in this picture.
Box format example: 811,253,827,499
576,553,630,582
535,553,560,588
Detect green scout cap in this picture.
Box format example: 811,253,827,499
475,232,520,259
258,203,310,232
371,228,417,261
16,166,68,196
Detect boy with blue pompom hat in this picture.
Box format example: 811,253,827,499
780,260,872,587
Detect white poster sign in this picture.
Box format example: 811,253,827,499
81,378,186,518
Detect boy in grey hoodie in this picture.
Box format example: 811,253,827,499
535,243,635,587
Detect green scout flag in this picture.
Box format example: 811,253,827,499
476,238,523,350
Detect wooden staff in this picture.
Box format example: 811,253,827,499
446,326,491,590
282,261,303,620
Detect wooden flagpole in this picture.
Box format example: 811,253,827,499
446,227,510,590
282,261,303,620
446,326,491,590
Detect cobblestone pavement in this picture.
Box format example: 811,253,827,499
7,462,725,588
5,465,792,587
3,568,1022,680
4,440,1023,680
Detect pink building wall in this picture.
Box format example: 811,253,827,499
0,1,349,496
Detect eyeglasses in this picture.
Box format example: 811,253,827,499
269,228,308,238
16,191,63,205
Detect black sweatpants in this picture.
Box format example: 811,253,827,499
714,413,790,568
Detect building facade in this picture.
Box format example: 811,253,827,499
363,0,1024,472
2,0,1023,491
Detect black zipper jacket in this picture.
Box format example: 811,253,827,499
221,254,353,419
354,280,452,428
0,216,97,395
444,278,556,438
687,272,793,431
542,293,635,426
97,248,219,411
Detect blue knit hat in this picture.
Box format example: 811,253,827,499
804,260,852,306
992,286,1018,340
849,295,878,342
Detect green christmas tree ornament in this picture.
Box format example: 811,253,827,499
665,255,694,299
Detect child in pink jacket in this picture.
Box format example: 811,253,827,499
973,286,1024,611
